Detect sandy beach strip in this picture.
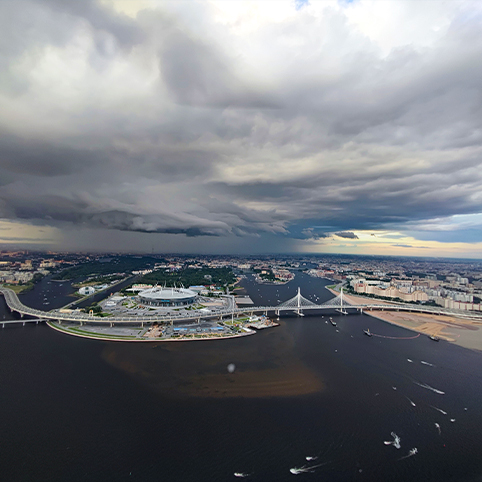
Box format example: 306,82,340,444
327,288,482,351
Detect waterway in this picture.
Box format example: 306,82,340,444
11,274,136,312
1,273,482,481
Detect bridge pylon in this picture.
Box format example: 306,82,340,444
296,287,303,316
278,287,318,314
335,287,348,315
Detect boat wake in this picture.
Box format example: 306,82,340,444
435,423,441,435
430,405,447,415
414,381,445,395
421,361,435,367
371,333,421,340
399,448,418,460
290,463,324,475
406,396,416,407
384,432,401,449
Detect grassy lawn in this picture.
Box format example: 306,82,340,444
2,283,34,294
234,316,250,322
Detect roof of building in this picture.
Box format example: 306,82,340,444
138,287,197,300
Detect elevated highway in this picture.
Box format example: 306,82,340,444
2,286,482,327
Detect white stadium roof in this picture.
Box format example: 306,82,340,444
138,287,197,301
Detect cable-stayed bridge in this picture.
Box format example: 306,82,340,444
2,286,482,327
277,287,358,315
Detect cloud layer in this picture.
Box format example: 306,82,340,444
1,0,482,253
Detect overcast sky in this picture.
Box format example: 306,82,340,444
1,0,482,256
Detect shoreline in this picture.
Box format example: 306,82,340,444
364,311,442,337
254,279,291,286
327,288,482,351
47,321,257,343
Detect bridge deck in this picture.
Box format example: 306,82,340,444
2,287,482,325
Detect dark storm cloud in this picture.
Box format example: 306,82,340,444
2,195,89,222
1,0,482,252
0,193,230,236
335,232,359,240
83,211,226,237
211,146,482,237
299,228,331,240
0,135,101,176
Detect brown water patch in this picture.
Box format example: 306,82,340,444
101,322,323,398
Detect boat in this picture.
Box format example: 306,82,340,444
364,329,372,337
234,473,249,478
429,335,440,342
330,317,336,326
384,432,401,449
290,464,321,474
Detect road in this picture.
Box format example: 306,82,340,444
2,286,482,326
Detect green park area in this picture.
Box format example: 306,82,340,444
1,273,44,293
52,255,236,293
254,269,277,281
138,267,236,288
72,274,125,288
52,256,160,280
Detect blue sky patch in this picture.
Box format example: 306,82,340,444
295,0,310,11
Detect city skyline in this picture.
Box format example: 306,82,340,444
1,0,482,257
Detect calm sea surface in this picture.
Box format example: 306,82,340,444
1,273,482,481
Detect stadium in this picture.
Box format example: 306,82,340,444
138,287,197,307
